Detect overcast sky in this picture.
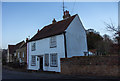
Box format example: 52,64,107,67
2,2,118,49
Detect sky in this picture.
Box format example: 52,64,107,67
2,2,118,49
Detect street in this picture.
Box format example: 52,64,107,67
2,67,119,80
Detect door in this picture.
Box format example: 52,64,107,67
39,56,43,70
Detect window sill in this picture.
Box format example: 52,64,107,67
31,50,36,51
50,65,58,67
45,65,49,67
31,65,36,66
50,46,57,48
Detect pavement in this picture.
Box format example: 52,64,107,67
2,66,120,80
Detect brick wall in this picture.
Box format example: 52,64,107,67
60,56,120,77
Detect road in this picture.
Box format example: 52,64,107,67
2,67,119,80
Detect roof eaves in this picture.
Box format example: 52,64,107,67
28,32,64,42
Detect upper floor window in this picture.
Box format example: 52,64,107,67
31,42,36,51
50,36,57,48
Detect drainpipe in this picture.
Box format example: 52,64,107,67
63,32,67,58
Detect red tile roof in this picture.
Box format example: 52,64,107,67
29,14,77,42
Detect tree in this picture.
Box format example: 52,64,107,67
87,29,114,55
103,34,113,54
104,21,120,54
86,29,103,50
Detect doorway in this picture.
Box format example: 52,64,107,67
39,56,43,70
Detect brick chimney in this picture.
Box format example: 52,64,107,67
26,38,29,42
63,10,71,19
37,29,39,33
52,18,56,24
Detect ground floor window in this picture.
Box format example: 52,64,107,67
31,55,36,66
45,54,49,66
23,52,24,58
50,53,58,67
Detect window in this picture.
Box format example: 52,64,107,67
31,56,36,66
50,53,57,67
19,58,22,63
23,52,24,58
18,52,19,58
50,36,56,48
14,53,16,56
45,54,49,66
84,52,88,56
31,42,36,51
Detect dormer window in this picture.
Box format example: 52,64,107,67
50,36,57,48
31,42,36,51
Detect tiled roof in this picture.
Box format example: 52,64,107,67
8,45,15,54
8,41,25,54
29,14,77,42
20,43,27,48
15,41,25,49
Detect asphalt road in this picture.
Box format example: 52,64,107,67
2,67,120,81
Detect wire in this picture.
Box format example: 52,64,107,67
71,0,76,15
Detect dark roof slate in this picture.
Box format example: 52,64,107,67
8,45,15,54
8,41,25,54
29,14,77,42
20,43,27,48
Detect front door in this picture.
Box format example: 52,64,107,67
39,56,43,70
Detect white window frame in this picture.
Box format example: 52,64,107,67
14,53,16,56
19,58,22,63
45,54,49,66
23,52,24,58
31,55,36,66
50,53,58,67
31,42,36,51
50,36,57,48
18,52,19,58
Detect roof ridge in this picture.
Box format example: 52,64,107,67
42,14,77,29
29,14,77,42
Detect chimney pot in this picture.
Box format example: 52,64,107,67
63,10,71,19
52,18,56,24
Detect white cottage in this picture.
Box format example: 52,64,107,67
27,12,88,72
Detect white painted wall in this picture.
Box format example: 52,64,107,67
27,15,88,72
27,34,65,72
66,15,88,57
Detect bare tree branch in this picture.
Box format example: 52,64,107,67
104,22,118,32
